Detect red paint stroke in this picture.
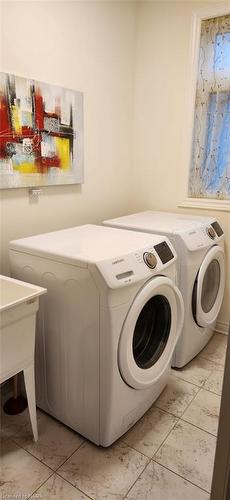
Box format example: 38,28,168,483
33,133,41,156
44,111,59,119
0,95,10,133
34,91,44,130
40,155,61,169
0,95,14,156
21,126,34,138
0,142,8,157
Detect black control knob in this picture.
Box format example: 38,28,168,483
206,226,216,240
143,252,157,269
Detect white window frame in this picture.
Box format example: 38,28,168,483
179,4,230,213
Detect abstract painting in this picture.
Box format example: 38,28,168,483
0,73,83,188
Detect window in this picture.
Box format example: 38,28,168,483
188,15,230,200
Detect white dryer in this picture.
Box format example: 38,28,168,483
103,212,225,368
9,224,183,446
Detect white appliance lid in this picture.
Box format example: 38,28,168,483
103,211,215,234
9,224,170,266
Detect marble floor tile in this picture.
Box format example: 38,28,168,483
31,474,89,499
199,334,227,366
12,410,84,470
0,437,52,499
154,420,216,492
122,406,178,457
182,389,221,436
154,375,199,417
58,440,149,500
172,356,223,388
126,461,210,500
204,369,224,395
1,402,41,439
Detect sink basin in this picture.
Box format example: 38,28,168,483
0,275,46,383
0,275,46,312
0,275,47,441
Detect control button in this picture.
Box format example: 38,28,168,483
206,226,216,240
143,252,157,269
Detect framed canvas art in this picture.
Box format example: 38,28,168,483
0,73,83,188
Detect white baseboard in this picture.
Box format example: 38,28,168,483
216,320,229,335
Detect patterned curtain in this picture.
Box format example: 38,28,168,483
189,15,230,199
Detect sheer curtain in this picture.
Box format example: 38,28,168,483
189,15,230,199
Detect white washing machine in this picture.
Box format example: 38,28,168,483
103,212,225,368
9,224,183,446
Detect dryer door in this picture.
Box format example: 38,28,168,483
118,276,184,390
193,246,225,328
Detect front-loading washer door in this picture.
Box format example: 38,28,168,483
193,246,225,328
118,276,184,390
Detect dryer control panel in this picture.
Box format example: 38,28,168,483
96,239,177,288
180,220,224,251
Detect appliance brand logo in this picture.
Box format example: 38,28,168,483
112,259,124,265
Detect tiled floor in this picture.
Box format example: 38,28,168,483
0,333,227,499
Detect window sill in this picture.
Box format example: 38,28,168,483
178,198,230,212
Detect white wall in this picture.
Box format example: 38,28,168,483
0,0,137,273
132,1,229,331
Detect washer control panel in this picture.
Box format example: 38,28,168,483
180,220,224,251
96,238,177,288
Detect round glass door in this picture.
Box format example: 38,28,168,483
193,246,225,328
201,260,221,313
118,276,184,390
133,295,171,369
